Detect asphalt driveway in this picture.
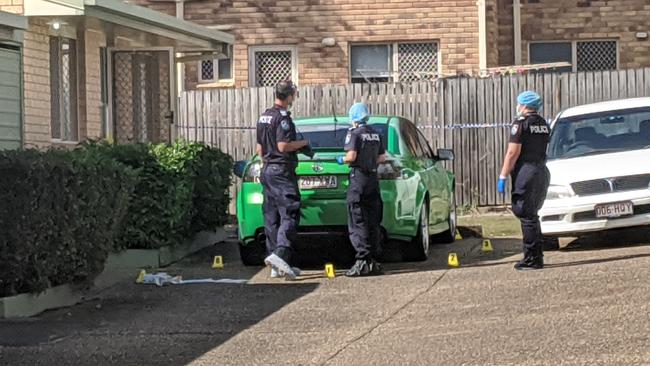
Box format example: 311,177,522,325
1,227,649,366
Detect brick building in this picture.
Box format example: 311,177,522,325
0,0,232,148
134,0,650,89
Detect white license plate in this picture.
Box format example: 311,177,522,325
595,201,634,218
299,176,337,189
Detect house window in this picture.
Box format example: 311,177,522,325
350,42,439,83
198,58,232,83
249,46,297,87
576,41,617,71
50,37,78,141
529,40,618,72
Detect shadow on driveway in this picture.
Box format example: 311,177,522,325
0,273,318,366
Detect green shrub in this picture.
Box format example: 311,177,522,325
0,140,232,296
0,149,136,297
80,140,232,249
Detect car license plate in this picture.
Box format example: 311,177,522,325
299,176,337,189
595,201,634,218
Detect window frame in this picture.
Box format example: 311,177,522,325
248,45,298,87
528,39,619,72
349,41,441,83
197,57,233,84
49,35,79,143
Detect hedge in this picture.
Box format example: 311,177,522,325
0,149,136,297
0,141,232,297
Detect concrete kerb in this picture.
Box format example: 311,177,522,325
0,284,83,319
93,228,227,290
0,228,227,318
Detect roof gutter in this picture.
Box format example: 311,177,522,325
85,0,234,46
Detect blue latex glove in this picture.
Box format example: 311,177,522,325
336,156,345,165
497,176,507,194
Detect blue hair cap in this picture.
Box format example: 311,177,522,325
517,91,542,110
349,103,370,123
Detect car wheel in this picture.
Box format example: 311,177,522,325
432,193,457,244
402,204,430,261
239,240,266,266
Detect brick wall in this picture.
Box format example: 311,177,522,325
520,0,650,69
0,0,23,15
496,0,514,66
22,19,51,147
136,0,481,88
78,28,106,140
18,19,108,148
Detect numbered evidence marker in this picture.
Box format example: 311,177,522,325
455,229,463,240
448,253,460,268
325,263,336,278
136,269,146,284
212,255,224,269
482,239,494,252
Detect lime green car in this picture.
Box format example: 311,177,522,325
233,116,456,265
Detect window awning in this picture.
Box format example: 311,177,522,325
24,0,234,51
0,11,27,43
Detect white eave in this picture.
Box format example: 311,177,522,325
24,0,234,49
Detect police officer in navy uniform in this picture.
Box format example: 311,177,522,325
337,103,386,277
498,91,551,270
256,80,310,279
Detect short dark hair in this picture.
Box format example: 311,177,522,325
275,80,296,101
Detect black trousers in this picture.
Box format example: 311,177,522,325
260,163,301,263
511,162,551,261
347,168,383,260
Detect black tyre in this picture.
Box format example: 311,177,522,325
239,240,266,266
402,204,430,261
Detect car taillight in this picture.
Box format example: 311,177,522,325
377,160,402,180
244,161,261,183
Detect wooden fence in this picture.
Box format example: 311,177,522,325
177,68,650,209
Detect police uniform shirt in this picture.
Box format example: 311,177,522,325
256,105,298,165
509,113,550,164
344,124,385,172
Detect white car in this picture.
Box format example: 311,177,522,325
540,97,650,237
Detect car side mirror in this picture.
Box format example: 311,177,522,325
233,160,248,178
437,149,454,161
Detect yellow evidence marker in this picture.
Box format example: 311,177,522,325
455,229,463,240
325,263,336,278
482,239,494,252
212,255,224,269
136,269,146,284
448,253,460,268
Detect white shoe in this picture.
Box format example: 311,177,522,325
265,254,297,280
270,266,301,278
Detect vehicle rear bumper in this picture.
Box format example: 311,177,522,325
238,197,411,244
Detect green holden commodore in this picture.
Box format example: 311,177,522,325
233,115,456,265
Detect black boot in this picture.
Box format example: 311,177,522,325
514,255,544,271
346,259,371,277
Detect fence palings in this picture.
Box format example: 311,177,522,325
176,68,650,212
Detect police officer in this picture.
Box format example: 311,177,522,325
256,80,310,279
498,91,551,271
337,103,386,277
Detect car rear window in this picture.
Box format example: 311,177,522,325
549,107,650,159
296,123,388,149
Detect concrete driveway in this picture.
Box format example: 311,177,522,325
1,228,649,366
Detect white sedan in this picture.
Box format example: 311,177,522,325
540,97,650,237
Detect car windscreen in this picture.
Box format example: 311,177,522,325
296,123,388,149
548,107,650,160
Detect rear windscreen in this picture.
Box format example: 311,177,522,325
296,123,388,149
